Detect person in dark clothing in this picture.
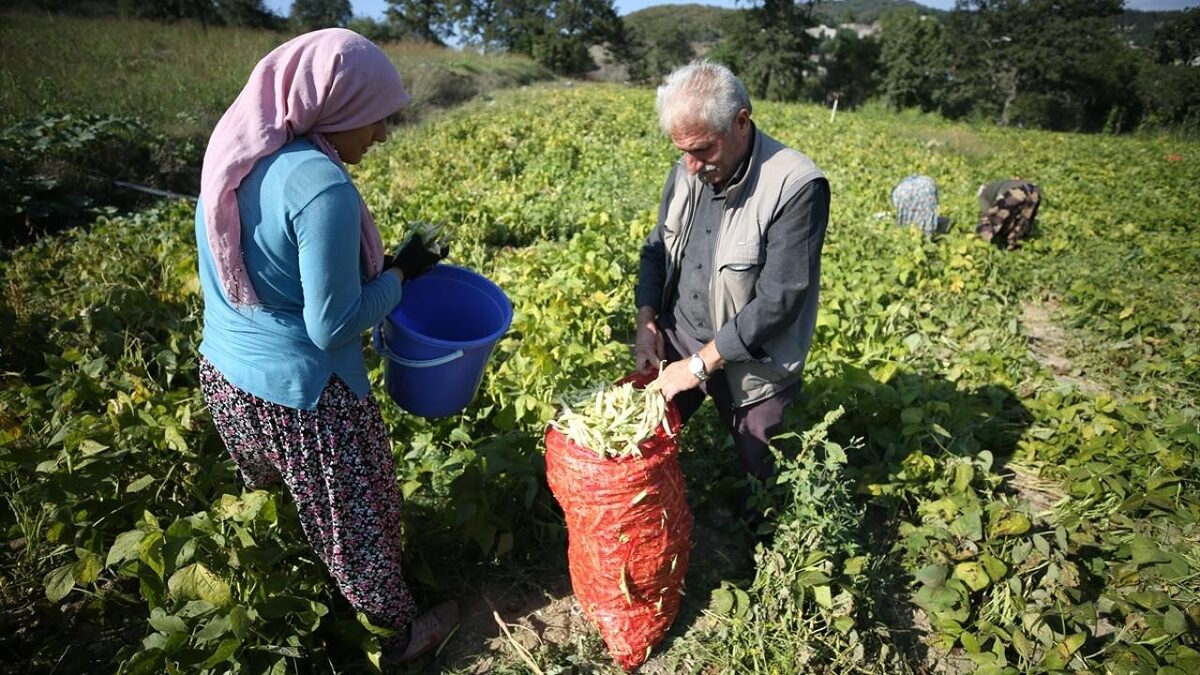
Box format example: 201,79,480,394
635,60,830,520
977,178,1041,249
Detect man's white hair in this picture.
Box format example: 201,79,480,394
656,60,752,135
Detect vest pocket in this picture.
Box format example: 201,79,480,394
716,260,761,313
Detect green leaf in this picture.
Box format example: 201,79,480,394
981,554,1008,582
989,511,1031,538
1042,632,1086,670
167,563,232,607
711,588,734,615
813,585,833,609
126,475,155,493
1163,606,1187,634
139,530,165,579
163,424,187,452
72,549,102,584
78,439,108,455
1130,534,1171,565
1012,627,1033,659
196,614,231,642
149,610,187,634
914,563,948,587
229,605,250,639
953,562,991,592
107,529,145,567
953,463,974,493
201,638,241,668
733,588,751,619
43,563,74,602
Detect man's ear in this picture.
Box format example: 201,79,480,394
736,108,751,130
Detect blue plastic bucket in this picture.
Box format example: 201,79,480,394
375,264,513,418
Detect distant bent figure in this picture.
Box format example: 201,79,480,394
977,179,1041,250
891,174,940,236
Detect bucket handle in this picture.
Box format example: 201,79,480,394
373,324,464,369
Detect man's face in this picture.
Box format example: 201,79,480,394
669,108,752,190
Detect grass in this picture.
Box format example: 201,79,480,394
0,10,552,136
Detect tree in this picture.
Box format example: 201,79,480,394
1150,7,1200,66
709,0,819,102
290,0,351,31
942,0,1133,131
386,0,457,44
216,0,279,28
455,0,628,75
878,7,948,111
1140,8,1200,132
816,29,881,109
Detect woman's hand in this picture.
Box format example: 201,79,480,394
386,235,443,280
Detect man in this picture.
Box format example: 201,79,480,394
636,61,830,519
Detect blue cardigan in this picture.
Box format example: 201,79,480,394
196,138,402,410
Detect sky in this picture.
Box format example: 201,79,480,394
265,0,1200,20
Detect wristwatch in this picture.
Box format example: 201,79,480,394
687,353,709,382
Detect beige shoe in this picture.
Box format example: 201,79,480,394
386,600,460,663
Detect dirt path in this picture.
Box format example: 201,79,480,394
1021,298,1106,396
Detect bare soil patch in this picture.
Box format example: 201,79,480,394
1021,298,1106,396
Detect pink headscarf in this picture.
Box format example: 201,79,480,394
200,28,411,306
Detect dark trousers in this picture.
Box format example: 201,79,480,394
660,322,800,485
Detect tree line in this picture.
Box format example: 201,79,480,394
632,1,1197,134
9,0,1200,133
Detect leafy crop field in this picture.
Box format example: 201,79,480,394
1,84,1198,674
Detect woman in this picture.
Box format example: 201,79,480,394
195,28,455,663
977,178,1041,250
891,174,941,236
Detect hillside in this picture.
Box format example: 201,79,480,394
814,0,940,24
623,3,732,44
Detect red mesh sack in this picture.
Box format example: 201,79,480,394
544,371,691,671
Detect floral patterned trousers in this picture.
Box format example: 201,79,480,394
199,357,417,632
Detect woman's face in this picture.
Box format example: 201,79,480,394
325,119,389,164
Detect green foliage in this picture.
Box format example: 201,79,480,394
941,0,1138,131
0,113,198,247
812,28,882,108
6,0,283,28
0,10,551,131
289,0,352,30
1136,62,1200,133
813,0,939,25
385,0,456,44
710,0,820,102
1150,7,1200,65
462,0,629,75
3,84,1200,672
879,7,947,112
622,4,731,82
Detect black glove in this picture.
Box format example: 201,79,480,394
386,235,443,281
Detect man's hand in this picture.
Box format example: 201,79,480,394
635,306,664,374
654,357,699,402
654,342,724,402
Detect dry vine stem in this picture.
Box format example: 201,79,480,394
548,380,671,458
492,611,544,675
